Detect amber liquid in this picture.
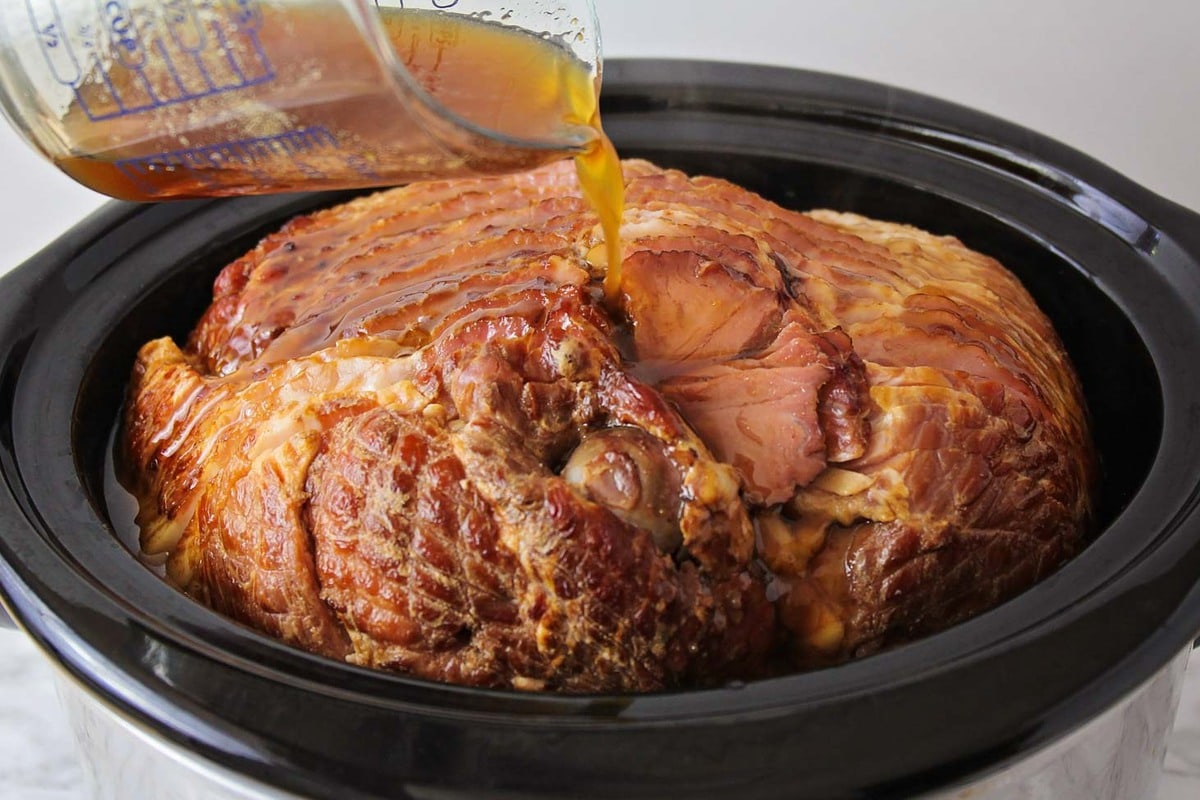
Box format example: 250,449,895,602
53,7,623,287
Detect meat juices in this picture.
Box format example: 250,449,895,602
122,160,1094,690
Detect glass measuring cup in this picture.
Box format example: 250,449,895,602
0,0,602,200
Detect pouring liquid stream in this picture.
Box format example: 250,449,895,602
50,7,625,299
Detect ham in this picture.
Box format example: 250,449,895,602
123,160,1093,688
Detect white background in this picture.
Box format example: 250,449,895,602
1,1,1199,797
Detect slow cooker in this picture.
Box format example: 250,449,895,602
1,61,1199,799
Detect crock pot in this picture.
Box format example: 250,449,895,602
2,60,1200,800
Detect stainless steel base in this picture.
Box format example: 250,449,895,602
926,649,1191,799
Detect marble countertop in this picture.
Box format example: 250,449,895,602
1,629,1199,798
1,2,1198,798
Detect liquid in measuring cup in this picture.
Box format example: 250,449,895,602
9,3,625,293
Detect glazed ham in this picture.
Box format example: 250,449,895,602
123,160,1094,689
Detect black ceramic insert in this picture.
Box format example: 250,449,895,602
1,61,1200,799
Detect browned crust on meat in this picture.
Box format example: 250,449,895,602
123,159,1094,688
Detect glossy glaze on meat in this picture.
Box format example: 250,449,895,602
123,160,1094,689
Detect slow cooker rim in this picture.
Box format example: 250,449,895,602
2,59,1200,798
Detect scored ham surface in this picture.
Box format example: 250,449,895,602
123,159,1094,690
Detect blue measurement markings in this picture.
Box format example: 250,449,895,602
113,126,342,191
27,0,275,121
